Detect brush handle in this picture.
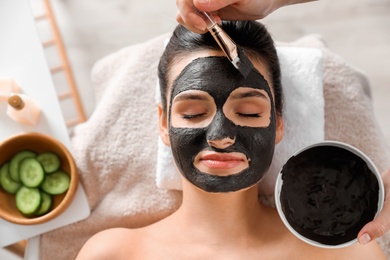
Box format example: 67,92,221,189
193,9,216,29
195,10,240,70
200,12,216,29
204,22,239,67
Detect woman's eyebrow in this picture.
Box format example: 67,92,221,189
230,89,269,100
174,92,209,102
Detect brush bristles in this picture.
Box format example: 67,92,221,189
231,56,240,70
235,46,254,78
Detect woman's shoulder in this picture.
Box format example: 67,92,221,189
75,227,144,259
75,220,175,259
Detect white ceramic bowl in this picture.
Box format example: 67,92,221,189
275,141,384,248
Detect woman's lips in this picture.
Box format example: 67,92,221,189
201,154,243,169
196,152,248,171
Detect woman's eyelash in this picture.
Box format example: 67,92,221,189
181,112,261,119
237,113,261,118
182,113,206,119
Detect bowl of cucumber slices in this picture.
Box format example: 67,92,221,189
0,132,78,225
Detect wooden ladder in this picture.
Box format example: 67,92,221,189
33,0,87,128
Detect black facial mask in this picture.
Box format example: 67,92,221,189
169,57,276,192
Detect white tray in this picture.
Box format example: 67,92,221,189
0,0,90,248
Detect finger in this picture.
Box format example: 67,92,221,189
195,0,265,21
176,0,208,32
175,11,208,34
358,220,389,245
357,168,390,245
194,0,239,12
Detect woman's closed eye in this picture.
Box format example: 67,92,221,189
224,87,271,127
236,113,262,118
173,108,214,127
181,112,207,120
171,90,216,128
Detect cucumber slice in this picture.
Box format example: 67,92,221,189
0,163,22,194
36,152,60,174
19,158,45,188
9,150,37,182
35,191,53,216
41,171,70,195
15,186,41,216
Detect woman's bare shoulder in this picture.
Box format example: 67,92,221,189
75,219,175,260
75,227,143,259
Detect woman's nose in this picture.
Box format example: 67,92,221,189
206,112,236,149
207,137,236,149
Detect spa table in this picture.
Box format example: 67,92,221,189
0,0,90,258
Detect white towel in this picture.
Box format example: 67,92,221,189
155,47,325,196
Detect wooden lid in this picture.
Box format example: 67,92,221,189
8,95,24,110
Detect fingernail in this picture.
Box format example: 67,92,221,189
197,0,210,4
359,233,371,245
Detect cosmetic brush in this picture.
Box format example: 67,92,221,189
199,11,253,78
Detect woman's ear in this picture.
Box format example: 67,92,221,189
158,103,170,146
275,116,284,144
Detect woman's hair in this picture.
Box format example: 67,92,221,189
158,20,283,116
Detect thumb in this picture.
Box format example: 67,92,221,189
358,167,390,245
194,0,238,12
357,203,390,245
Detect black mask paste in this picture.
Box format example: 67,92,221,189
280,145,379,245
168,57,276,193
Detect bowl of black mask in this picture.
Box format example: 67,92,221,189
275,141,384,248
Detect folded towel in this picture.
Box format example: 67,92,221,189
38,33,390,259
156,46,325,198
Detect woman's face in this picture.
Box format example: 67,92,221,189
159,50,283,193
